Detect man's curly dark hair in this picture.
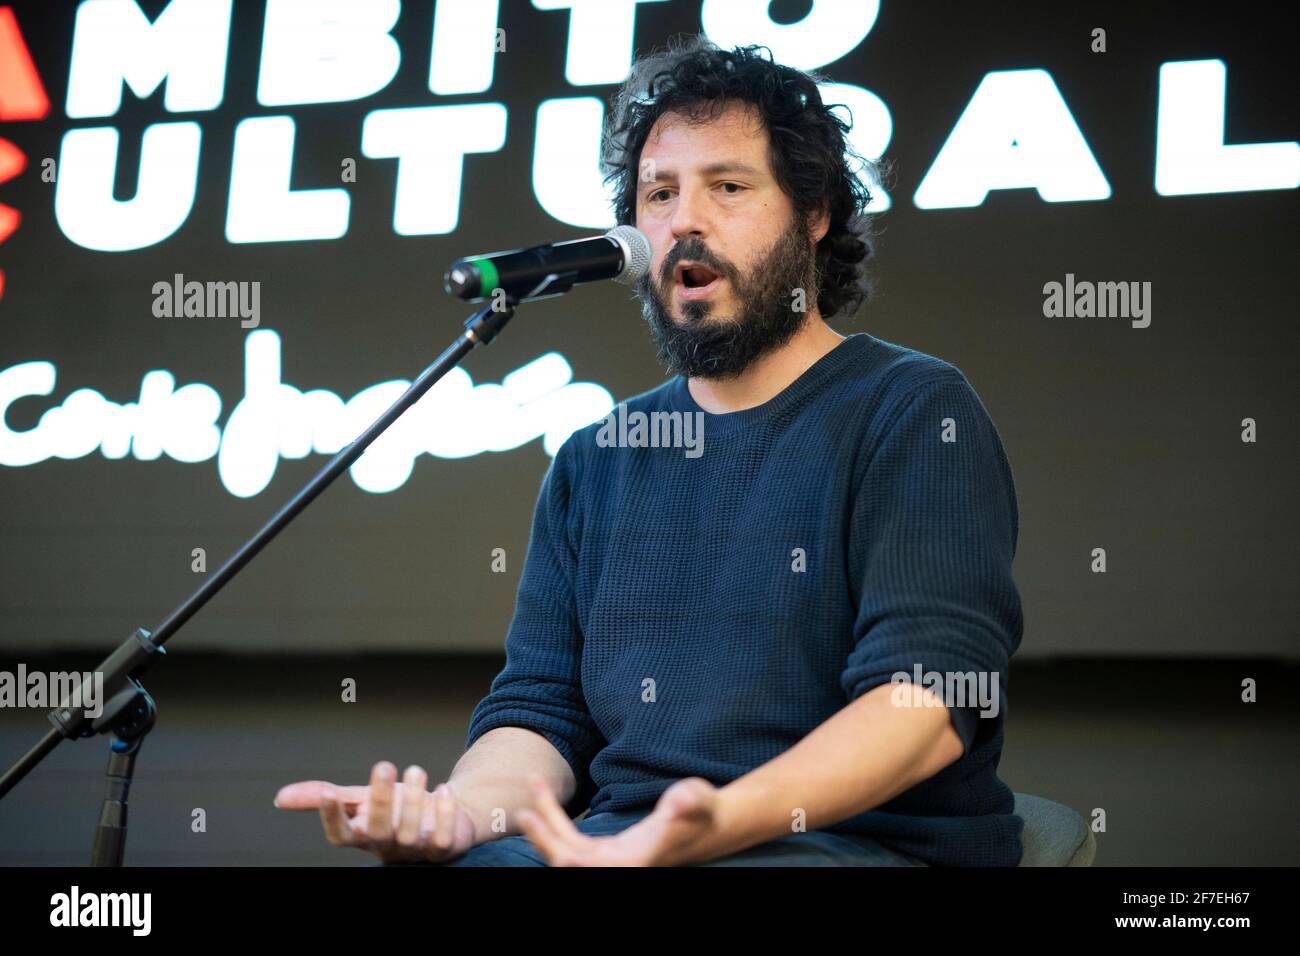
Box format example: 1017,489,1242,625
601,34,881,320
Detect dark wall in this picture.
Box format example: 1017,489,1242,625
0,1,1295,657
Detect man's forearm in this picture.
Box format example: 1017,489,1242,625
684,681,966,864
447,727,577,841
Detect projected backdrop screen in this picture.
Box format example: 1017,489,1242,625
0,0,1295,657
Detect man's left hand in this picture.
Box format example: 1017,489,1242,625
517,774,724,867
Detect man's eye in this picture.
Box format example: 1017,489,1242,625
648,189,671,203
719,182,744,194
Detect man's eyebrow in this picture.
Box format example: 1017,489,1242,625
698,161,764,178
639,161,766,187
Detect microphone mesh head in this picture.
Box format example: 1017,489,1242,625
606,225,653,284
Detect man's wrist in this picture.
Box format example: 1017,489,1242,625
667,781,774,866
712,780,781,853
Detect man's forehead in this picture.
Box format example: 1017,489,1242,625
645,101,766,146
641,103,770,175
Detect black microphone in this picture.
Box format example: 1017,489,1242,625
443,225,652,303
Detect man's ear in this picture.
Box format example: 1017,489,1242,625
807,204,831,244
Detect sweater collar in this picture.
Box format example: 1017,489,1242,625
667,332,874,437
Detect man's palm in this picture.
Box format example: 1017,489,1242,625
275,763,479,863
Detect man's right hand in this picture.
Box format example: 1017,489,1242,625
274,761,482,864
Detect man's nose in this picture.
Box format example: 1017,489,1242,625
669,184,710,244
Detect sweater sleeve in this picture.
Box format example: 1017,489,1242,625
840,375,1023,757
464,435,605,815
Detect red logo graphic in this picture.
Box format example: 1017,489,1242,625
0,5,51,301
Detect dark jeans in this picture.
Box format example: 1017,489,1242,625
411,809,928,866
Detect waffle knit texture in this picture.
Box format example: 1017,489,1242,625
466,331,1025,866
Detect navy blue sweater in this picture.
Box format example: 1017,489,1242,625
466,332,1025,866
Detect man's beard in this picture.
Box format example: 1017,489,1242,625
634,216,817,380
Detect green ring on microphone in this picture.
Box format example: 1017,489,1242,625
471,258,499,298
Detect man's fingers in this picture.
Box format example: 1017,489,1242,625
528,775,586,852
366,761,398,843
396,766,427,846
520,775,587,864
274,781,369,810
319,789,356,847
417,788,438,848
430,784,457,851
518,806,569,864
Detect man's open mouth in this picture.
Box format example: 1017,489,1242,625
673,262,724,298
680,266,718,287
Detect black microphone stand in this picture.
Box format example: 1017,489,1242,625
0,285,563,865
